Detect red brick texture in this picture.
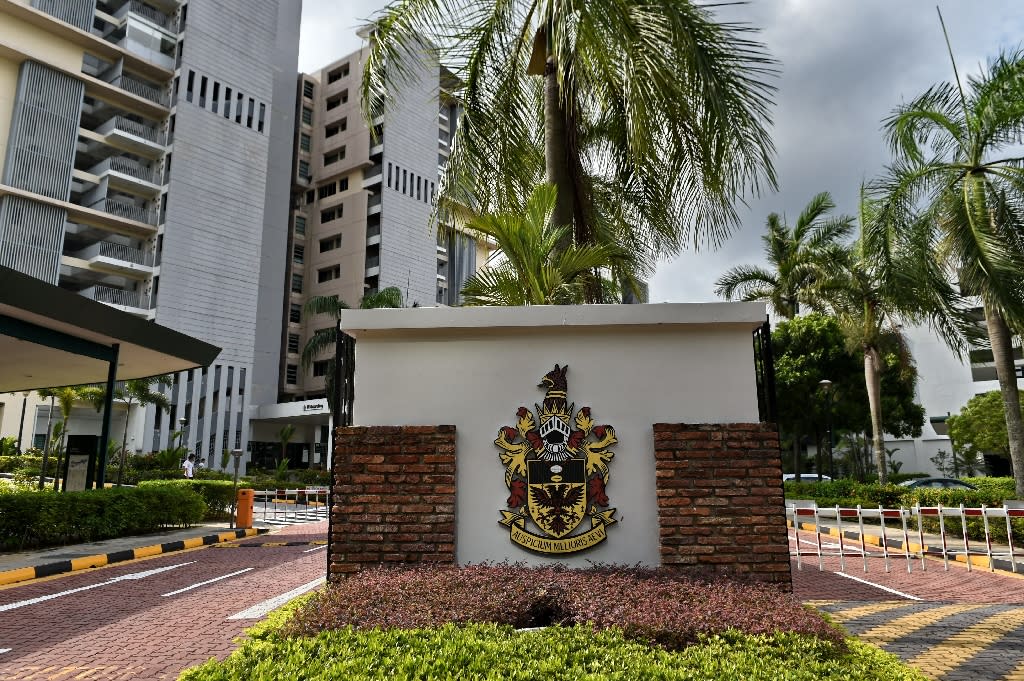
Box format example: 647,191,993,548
329,425,456,581
654,423,791,588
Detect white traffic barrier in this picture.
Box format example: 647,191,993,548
252,487,330,525
787,500,1024,574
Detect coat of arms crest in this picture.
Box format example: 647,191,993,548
496,364,617,554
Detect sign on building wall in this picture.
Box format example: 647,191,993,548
496,365,618,554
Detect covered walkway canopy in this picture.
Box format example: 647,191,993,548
0,265,220,483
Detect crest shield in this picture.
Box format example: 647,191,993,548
527,458,586,538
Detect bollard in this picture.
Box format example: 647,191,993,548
235,488,255,529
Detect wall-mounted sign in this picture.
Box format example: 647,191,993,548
303,403,324,412
496,364,617,554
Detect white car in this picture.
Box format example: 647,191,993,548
783,473,832,482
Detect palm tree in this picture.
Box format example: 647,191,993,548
460,184,623,305
112,377,172,486
880,35,1024,496
36,388,57,490
301,286,404,416
714,192,853,319
48,386,99,491
277,424,295,469
362,0,777,300
814,192,974,484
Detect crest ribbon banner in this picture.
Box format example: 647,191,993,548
499,509,617,554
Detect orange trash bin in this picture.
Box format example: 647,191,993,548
235,488,254,529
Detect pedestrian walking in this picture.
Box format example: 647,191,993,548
183,454,196,479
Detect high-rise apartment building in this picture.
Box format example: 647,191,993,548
0,0,301,463
276,41,489,408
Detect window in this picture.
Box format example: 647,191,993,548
298,160,310,179
235,92,244,123
320,207,339,223
387,163,392,188
293,244,304,264
199,76,207,107
301,106,312,125
305,189,315,204
300,133,310,152
402,169,407,194
416,176,421,201
246,98,255,128
325,118,346,137
185,70,195,102
223,87,232,118
302,81,314,98
211,82,219,113
320,235,341,253
339,178,348,191
289,303,301,323
430,182,435,199
326,95,341,111
318,182,336,200
294,215,306,235
291,273,303,293
287,333,299,354
323,147,345,165
286,364,298,385
258,103,266,133
312,360,330,377
327,63,350,83
317,265,341,283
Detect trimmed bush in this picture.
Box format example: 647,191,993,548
139,479,236,519
179,622,925,681
0,486,206,551
281,565,842,649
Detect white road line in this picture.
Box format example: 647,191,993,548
833,571,923,601
302,544,328,553
227,577,325,620
0,562,193,613
0,648,11,654
161,568,254,597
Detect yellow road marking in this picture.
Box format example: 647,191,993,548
858,604,988,647
1003,658,1024,681
0,567,37,587
69,556,106,571
826,601,912,623
908,608,1024,679
804,600,839,607
132,545,162,559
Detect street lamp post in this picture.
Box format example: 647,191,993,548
16,391,29,453
177,417,187,457
819,379,835,479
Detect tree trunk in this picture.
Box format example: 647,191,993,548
117,397,133,487
38,397,54,490
53,428,67,492
544,57,574,238
984,303,1024,498
864,346,887,484
792,432,800,479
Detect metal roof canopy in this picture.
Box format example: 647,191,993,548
0,266,220,393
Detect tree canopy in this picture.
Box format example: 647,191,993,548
948,390,1024,460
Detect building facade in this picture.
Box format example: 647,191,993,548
0,0,301,466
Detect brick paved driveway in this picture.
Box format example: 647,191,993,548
0,521,328,681
792,528,1024,680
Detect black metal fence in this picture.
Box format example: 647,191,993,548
752,318,778,423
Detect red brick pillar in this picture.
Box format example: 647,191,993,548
329,425,456,580
653,423,790,588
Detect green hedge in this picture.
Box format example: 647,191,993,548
139,479,236,520
0,486,206,551
0,455,57,476
179,623,925,681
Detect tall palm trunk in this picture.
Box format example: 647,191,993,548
864,345,887,484
117,397,134,487
38,396,54,490
544,56,573,236
984,303,1024,497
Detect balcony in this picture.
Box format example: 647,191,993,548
104,71,169,107
118,0,178,33
88,157,162,197
91,115,167,158
362,164,383,188
436,244,448,260
90,197,158,226
79,284,151,315
72,240,155,277
365,254,380,277
367,193,382,216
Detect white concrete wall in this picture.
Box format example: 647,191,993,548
343,303,766,567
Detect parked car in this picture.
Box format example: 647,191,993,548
783,473,832,482
898,477,977,490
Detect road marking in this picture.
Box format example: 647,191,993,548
826,601,916,623
0,648,10,654
833,571,923,600
908,608,1024,677
227,577,325,620
302,544,328,553
1005,657,1024,680
0,562,193,612
858,603,988,647
161,567,254,597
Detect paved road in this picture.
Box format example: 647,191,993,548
791,528,1024,680
0,521,329,681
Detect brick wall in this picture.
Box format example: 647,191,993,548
329,425,456,580
654,423,791,588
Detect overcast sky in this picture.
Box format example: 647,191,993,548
299,1,1024,303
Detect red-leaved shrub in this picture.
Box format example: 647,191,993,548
283,565,842,650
